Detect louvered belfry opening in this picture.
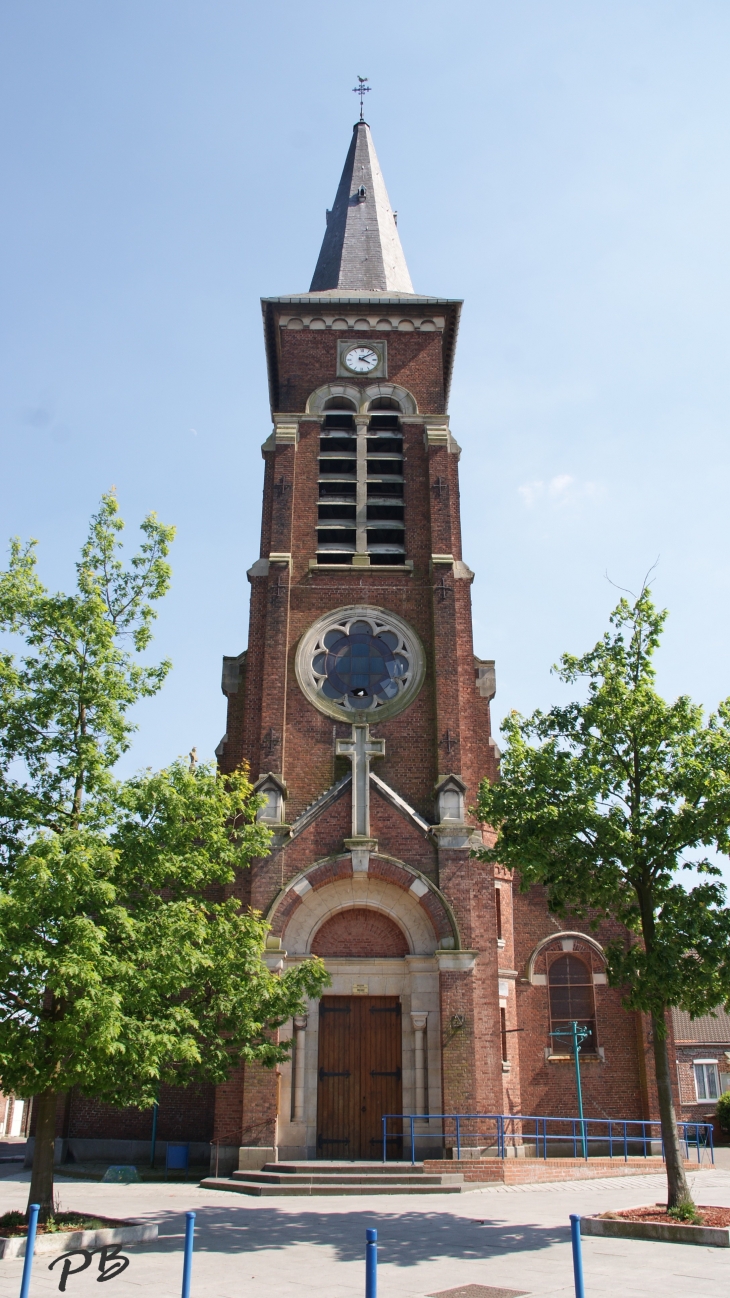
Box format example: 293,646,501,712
366,412,404,564
317,408,357,563
316,402,405,567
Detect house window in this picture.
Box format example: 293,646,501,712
500,1007,508,1063
548,954,597,1053
694,1060,720,1102
495,888,503,941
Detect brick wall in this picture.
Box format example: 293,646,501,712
277,330,446,415
212,1065,245,1147
66,1082,215,1142
240,1060,278,1148
438,850,503,1117
511,884,660,1122
311,907,409,957
423,1156,693,1184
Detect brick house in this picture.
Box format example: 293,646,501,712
36,117,716,1171
673,1008,730,1136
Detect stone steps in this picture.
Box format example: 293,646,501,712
231,1171,455,1186
254,1168,428,1178
200,1178,465,1196
201,1159,468,1196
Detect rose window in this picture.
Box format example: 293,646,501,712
295,607,425,722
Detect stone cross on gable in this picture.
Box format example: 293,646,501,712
336,723,385,838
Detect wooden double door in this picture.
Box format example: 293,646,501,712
317,996,403,1160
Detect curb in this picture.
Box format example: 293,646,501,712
580,1213,729,1247
0,1222,158,1260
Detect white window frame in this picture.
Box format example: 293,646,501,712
693,1059,721,1102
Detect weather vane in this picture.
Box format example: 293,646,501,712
352,76,370,122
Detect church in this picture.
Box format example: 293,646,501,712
38,114,718,1177
208,114,685,1172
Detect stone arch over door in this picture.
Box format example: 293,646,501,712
277,874,437,955
265,853,459,955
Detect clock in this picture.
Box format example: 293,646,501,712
344,346,380,374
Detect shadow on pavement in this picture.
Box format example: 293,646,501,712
145,1205,567,1266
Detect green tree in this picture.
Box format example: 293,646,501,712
716,1090,730,1138
0,496,328,1217
475,589,730,1207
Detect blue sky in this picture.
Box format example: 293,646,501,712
1,1,729,803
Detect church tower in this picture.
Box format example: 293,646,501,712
213,116,509,1164
210,117,668,1174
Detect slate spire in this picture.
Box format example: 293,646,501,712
310,122,414,294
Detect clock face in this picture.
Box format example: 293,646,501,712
344,346,379,374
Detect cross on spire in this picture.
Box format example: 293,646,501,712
352,76,370,122
336,723,384,837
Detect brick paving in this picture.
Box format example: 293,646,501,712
0,1163,729,1297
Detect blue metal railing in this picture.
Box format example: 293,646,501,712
381,1112,714,1165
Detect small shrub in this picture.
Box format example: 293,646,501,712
0,1212,108,1237
667,1199,703,1224
716,1091,730,1137
0,1212,26,1233
46,1215,107,1233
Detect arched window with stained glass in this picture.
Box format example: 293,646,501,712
548,954,597,1053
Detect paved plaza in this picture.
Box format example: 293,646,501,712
0,1161,729,1298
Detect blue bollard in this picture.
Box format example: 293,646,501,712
365,1227,377,1298
19,1204,40,1298
181,1211,195,1298
569,1215,585,1298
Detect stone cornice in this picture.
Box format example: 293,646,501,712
435,950,478,971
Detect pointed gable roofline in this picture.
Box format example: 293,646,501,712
310,121,414,294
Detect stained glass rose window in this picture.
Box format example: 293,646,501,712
295,607,425,722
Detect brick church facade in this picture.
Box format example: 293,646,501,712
37,119,712,1171
208,117,678,1169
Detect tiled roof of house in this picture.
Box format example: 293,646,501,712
672,1006,730,1043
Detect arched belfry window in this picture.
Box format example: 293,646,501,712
316,408,405,566
548,954,597,1052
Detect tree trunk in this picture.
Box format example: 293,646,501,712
27,1090,57,1221
651,1013,691,1207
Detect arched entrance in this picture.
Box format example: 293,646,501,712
266,853,460,1161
